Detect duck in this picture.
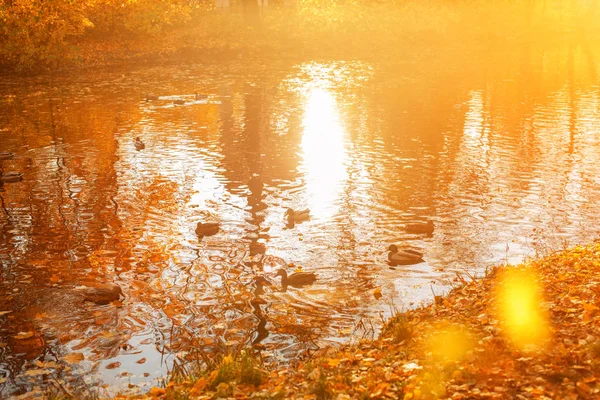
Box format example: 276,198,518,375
134,137,145,151
0,172,23,183
275,268,317,289
285,208,310,224
0,152,14,161
77,283,123,305
195,222,220,237
387,244,424,265
195,93,208,100
173,99,186,105
405,220,434,235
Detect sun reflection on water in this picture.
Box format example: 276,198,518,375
300,87,348,220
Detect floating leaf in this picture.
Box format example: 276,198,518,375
62,353,85,364
24,369,51,376
14,331,34,340
105,361,121,370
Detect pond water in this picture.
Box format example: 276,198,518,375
2,41,600,396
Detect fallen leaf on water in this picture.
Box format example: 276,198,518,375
35,361,56,368
14,331,34,340
136,358,146,364
373,287,382,299
24,369,52,376
106,362,121,369
62,353,85,364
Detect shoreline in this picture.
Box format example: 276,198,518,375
118,243,600,399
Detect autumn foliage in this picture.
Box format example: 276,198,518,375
0,0,211,70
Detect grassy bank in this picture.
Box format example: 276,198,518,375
3,1,600,73
120,243,600,399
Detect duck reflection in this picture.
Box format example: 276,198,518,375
250,276,272,347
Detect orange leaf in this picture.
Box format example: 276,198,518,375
14,331,34,340
62,353,85,364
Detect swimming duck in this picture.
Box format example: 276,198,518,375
275,268,317,289
0,172,23,183
405,220,434,235
195,93,208,100
285,208,310,224
195,222,220,237
134,137,145,151
173,99,186,105
387,244,424,265
0,152,14,161
77,283,123,305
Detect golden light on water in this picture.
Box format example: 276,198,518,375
494,269,550,350
301,86,347,219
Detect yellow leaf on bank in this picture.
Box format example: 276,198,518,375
190,377,209,395
81,17,94,28
222,355,233,364
327,358,341,367
149,387,166,396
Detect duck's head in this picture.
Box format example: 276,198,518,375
285,208,295,217
388,244,398,253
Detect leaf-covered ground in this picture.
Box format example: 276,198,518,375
121,244,600,399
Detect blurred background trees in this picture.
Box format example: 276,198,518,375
1,0,598,72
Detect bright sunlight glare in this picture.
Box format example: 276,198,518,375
494,268,551,351
301,86,347,220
